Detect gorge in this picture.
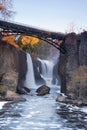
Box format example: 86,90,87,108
0,32,87,129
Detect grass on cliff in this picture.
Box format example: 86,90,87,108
72,66,87,84
67,66,87,98
0,84,7,94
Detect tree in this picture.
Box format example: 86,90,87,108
17,35,52,59
21,36,39,46
65,22,76,33
2,35,19,48
0,0,14,20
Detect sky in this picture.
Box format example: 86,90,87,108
13,0,87,33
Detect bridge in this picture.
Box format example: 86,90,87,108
0,20,66,53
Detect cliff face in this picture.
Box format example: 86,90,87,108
58,32,87,105
0,41,27,100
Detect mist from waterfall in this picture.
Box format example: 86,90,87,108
24,53,36,88
38,50,60,86
38,59,54,85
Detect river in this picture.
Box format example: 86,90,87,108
0,53,87,130
0,86,87,130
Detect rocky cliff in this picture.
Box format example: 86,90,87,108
58,32,87,105
0,40,27,101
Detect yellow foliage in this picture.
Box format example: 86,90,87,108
2,35,39,49
2,35,19,48
21,36,39,45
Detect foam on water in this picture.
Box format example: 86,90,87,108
0,101,7,109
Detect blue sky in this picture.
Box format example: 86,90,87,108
13,0,87,32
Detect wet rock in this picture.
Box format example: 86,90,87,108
56,95,67,102
56,95,87,106
0,84,24,102
5,90,26,101
17,86,30,94
32,57,45,85
52,63,60,85
36,85,50,96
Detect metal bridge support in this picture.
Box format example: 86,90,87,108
0,20,66,53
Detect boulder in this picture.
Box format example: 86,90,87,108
0,84,25,101
56,95,67,102
17,86,30,94
36,85,50,96
5,90,26,101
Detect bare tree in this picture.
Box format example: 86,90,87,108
65,22,76,33
0,0,15,20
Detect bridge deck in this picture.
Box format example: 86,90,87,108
0,20,66,53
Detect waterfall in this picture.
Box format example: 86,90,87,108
38,59,55,86
37,49,60,86
24,53,36,88
24,50,59,89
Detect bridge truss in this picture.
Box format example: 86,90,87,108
0,20,66,53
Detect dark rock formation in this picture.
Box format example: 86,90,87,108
0,41,27,101
32,57,45,85
58,32,87,105
17,50,27,93
36,85,50,96
17,87,30,94
52,63,60,85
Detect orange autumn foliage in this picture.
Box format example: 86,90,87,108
2,35,39,49
0,4,4,10
2,35,19,48
21,36,39,45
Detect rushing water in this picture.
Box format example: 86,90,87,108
0,87,87,130
0,53,87,130
38,58,55,86
24,53,36,89
0,102,7,109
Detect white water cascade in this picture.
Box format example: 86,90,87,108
38,59,55,86
24,53,36,88
25,50,59,89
